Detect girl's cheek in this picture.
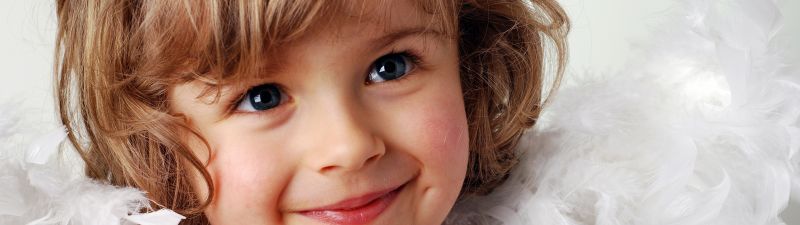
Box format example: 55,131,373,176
424,112,469,162
199,128,292,223
413,92,470,181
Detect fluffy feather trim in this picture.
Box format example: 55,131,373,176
0,107,184,225
448,0,800,224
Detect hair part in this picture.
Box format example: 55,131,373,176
54,0,567,223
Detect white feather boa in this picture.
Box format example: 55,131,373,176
1,0,798,224
448,0,800,224
0,111,184,224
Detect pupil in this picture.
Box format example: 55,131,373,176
384,61,396,73
376,54,406,81
249,84,281,110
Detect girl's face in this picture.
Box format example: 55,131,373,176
169,1,469,224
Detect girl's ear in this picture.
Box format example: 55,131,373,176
457,0,569,196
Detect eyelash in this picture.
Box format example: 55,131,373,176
226,49,426,117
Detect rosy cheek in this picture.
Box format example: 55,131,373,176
214,155,264,192
208,154,262,209
424,116,469,159
417,102,470,181
203,135,290,221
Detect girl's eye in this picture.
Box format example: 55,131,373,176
236,83,285,112
367,53,415,83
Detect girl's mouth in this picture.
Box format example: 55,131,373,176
298,183,406,225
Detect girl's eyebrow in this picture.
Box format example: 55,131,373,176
370,26,446,50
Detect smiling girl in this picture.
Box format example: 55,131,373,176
54,0,568,224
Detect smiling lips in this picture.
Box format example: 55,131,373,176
298,184,405,225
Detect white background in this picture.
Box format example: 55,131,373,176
0,0,798,223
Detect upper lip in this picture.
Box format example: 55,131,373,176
296,183,406,212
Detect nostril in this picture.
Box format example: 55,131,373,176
320,165,338,173
318,153,381,174
365,154,380,165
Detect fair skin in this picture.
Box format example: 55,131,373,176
168,1,469,224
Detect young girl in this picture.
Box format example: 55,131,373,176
54,0,568,224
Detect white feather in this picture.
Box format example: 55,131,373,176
0,106,185,225
449,0,799,224
125,209,186,225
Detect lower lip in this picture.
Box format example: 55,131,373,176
299,185,403,225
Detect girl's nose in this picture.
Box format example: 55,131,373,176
300,98,386,174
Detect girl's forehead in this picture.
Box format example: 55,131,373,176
197,0,455,85
163,0,457,93
288,1,453,43
236,15,451,90
291,1,447,47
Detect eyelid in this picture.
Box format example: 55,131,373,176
229,100,292,120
